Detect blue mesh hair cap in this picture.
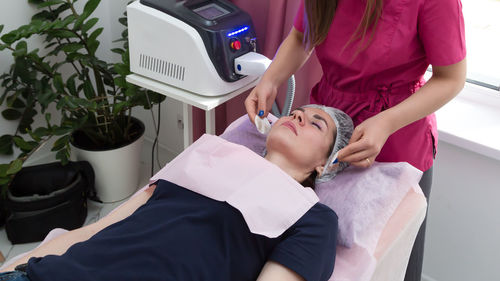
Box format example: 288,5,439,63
303,104,354,183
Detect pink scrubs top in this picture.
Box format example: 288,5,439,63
294,0,466,171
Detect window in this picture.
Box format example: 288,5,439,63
461,0,500,91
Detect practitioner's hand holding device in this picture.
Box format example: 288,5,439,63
245,78,278,123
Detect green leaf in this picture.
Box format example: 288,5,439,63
66,52,86,62
6,91,21,107
88,39,100,55
28,130,40,142
2,109,22,120
0,164,9,177
112,101,128,114
56,148,70,165
29,19,44,34
66,74,78,96
0,24,4,34
13,136,35,151
52,135,69,151
17,106,37,134
111,48,125,55
12,57,30,82
114,64,129,76
82,79,95,99
82,18,99,33
60,14,76,28
0,135,14,155
118,17,127,27
1,32,18,44
89,27,103,41
53,74,65,93
82,0,100,19
13,41,28,57
0,177,11,186
11,98,26,109
74,0,100,29
114,76,127,88
32,10,56,21
61,43,85,53
33,127,50,138
62,96,78,109
37,0,64,8
52,126,73,136
45,112,52,125
46,29,77,39
6,159,23,175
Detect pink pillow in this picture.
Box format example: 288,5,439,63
220,115,422,251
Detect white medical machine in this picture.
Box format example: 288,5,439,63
127,0,274,97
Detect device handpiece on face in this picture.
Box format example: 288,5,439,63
254,115,272,134
321,152,340,177
331,152,339,165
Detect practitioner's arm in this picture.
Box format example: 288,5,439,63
1,185,157,272
256,261,305,281
245,27,313,121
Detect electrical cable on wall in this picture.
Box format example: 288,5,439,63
144,91,163,176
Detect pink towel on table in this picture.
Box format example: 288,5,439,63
150,134,318,238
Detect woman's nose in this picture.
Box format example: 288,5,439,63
293,111,305,125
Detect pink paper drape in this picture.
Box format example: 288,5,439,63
192,0,322,140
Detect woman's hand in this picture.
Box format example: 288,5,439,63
245,79,278,123
338,113,394,168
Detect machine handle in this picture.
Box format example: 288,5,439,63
234,52,272,76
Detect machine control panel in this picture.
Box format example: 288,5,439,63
140,0,258,82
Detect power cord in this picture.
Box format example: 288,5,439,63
144,91,163,177
152,102,161,175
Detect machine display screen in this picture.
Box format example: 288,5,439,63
193,3,230,20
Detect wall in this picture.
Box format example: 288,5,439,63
422,141,500,281
0,0,41,164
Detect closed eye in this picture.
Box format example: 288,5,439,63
312,122,322,130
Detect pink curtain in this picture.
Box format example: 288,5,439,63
192,0,322,140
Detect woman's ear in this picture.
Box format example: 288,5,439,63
315,165,324,176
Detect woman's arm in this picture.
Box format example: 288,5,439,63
339,58,467,166
1,185,157,272
256,261,305,281
245,27,313,121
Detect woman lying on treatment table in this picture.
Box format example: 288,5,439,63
1,105,353,281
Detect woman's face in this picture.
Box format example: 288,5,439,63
266,107,337,172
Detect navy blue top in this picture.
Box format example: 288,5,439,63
27,180,338,281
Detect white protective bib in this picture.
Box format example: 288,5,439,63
150,134,319,238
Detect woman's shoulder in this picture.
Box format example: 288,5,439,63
298,202,338,230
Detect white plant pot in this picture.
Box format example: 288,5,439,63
70,119,145,203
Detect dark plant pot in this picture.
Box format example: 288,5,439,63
70,117,146,202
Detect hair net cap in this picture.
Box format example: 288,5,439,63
303,104,354,183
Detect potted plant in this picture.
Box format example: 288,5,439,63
0,0,165,203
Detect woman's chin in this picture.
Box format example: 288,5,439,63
266,135,295,155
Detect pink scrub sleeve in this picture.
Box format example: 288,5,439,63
418,0,466,66
293,0,305,33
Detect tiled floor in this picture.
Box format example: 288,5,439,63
0,159,154,269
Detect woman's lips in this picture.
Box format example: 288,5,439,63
282,121,297,135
